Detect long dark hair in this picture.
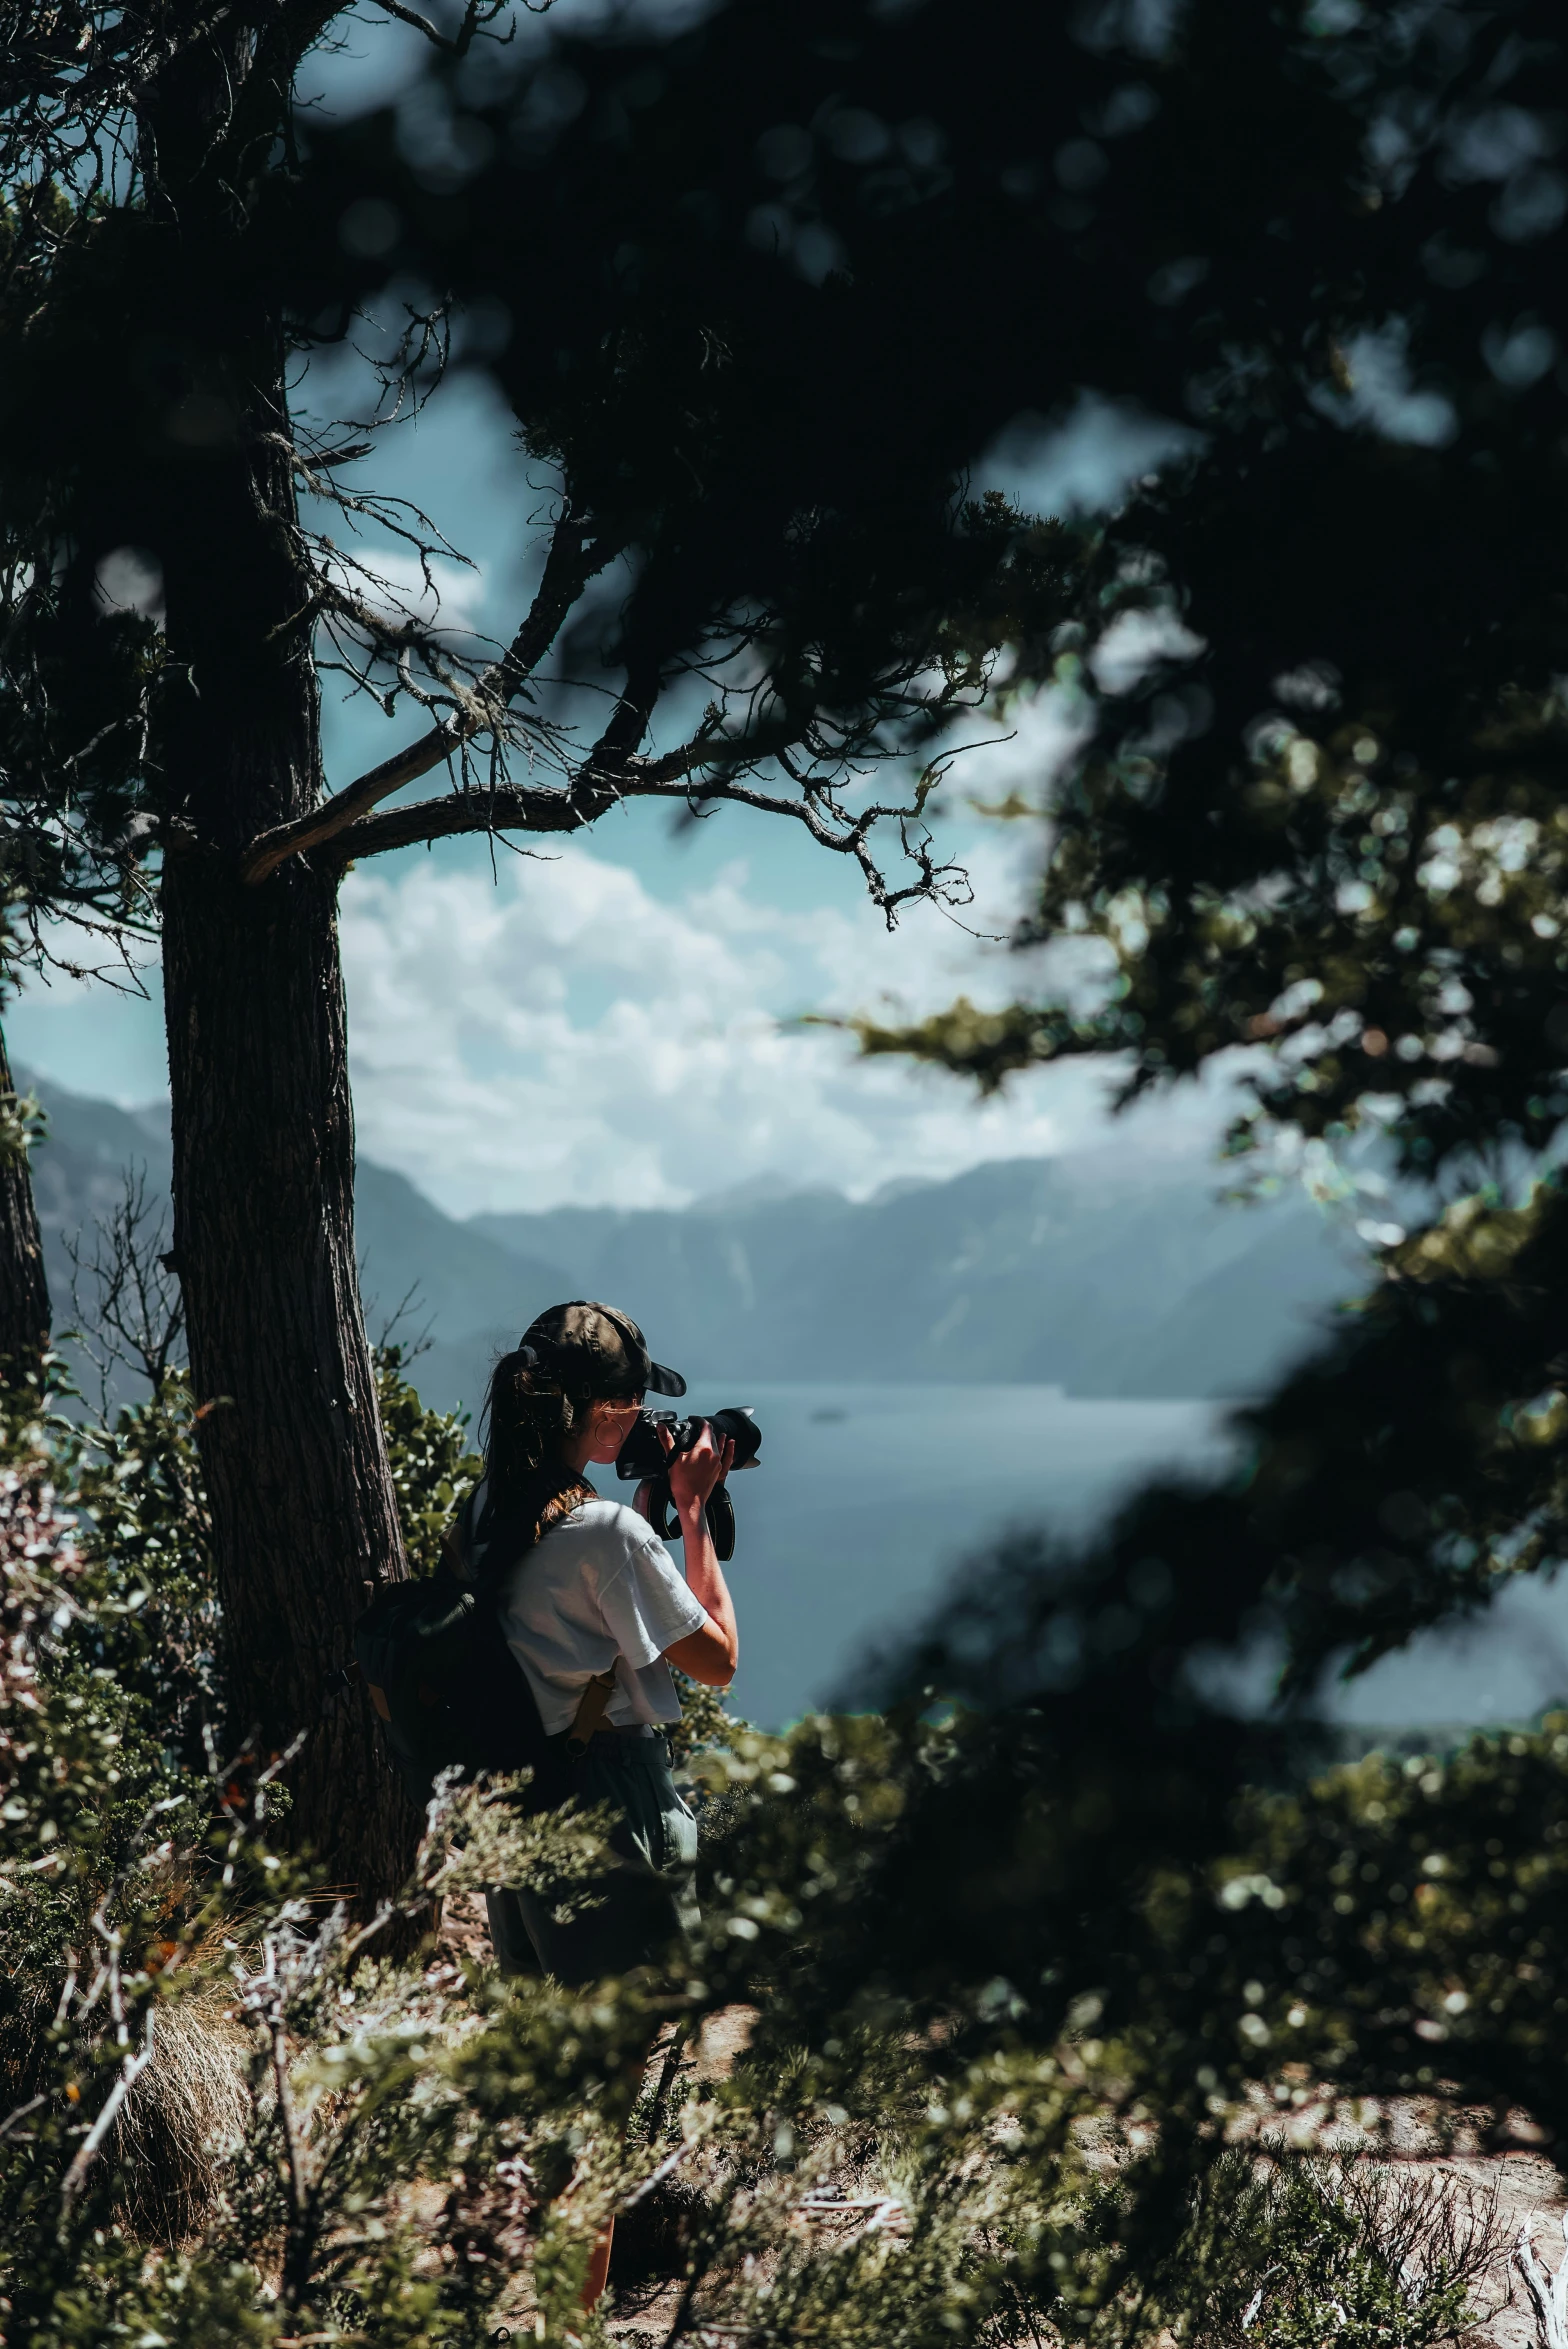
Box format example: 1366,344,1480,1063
478,1347,594,1544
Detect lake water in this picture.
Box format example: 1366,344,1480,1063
592,1383,1233,1727
588,1380,1568,1734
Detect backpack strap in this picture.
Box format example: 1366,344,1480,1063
566,1666,620,1751
450,1474,612,1748
458,1474,594,1595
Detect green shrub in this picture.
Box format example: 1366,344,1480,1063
374,1347,483,1580
0,1351,1545,2349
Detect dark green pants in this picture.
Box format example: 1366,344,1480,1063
485,1729,698,1987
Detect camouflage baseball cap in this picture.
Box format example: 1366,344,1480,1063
517,1300,686,1398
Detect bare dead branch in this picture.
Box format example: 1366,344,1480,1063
326,747,970,927
64,1166,185,1415
58,1865,191,2212
59,2007,159,2210
0,2093,45,2146
1517,2213,1568,2349
240,511,610,882
374,0,523,55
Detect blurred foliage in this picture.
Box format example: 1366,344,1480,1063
819,4,1568,1185
666,1665,745,1768
0,1342,1551,2349
0,1084,41,1175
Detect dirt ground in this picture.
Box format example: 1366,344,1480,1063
437,1893,1568,2346
435,1893,752,2342
1256,2096,1568,2349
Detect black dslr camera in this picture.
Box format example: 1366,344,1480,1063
615,1406,760,1562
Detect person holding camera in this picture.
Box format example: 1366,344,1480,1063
468,1299,739,1989
448,1301,740,2308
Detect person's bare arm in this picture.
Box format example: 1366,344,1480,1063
657,1425,739,1686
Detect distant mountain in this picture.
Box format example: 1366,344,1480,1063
26,1075,173,1321
468,1149,1366,1405
354,1161,559,1359
19,1068,1368,1417
20,1071,527,1402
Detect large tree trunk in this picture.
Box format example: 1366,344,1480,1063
163,854,418,1904
144,91,418,1901
0,1021,50,1379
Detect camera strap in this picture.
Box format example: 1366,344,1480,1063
642,1473,737,1564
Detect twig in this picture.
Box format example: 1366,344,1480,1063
52,1953,78,2031
0,2093,45,2145
621,2142,691,2214
59,2006,157,2210
1518,2214,1568,2349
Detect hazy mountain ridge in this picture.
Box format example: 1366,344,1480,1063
25,1074,174,1324
469,1150,1364,1400
19,1067,1366,1415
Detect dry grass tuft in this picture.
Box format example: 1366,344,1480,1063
112,1971,253,2242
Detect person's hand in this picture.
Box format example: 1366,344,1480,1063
662,1420,734,1516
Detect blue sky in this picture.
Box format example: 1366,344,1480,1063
8,8,1228,1216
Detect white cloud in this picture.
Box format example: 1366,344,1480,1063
5,687,1238,1208
339,803,1231,1215
94,546,165,624
976,392,1203,518
3,680,1236,1212
324,544,492,642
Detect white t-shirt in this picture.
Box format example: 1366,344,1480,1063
496,1495,710,1737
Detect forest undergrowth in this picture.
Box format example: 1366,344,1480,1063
0,1343,1560,2349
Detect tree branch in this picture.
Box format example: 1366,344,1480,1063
324,779,603,864
323,701,795,866
239,512,608,884
374,0,524,54
325,747,967,926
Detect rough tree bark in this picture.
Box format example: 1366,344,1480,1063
0,1021,50,1379
147,34,418,1906
163,852,418,1903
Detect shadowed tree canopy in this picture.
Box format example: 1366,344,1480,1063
777,3,1568,2168
813,3,1568,1757
834,3,1568,1173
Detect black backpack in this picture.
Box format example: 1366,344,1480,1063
354,1478,587,1811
